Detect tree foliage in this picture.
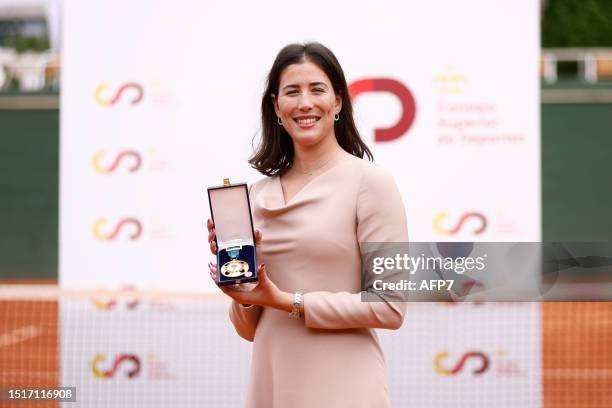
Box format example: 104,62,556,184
542,0,612,47
3,36,50,53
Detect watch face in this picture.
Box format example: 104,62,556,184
221,259,252,278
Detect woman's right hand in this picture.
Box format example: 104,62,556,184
206,219,262,255
207,219,263,292
206,219,218,255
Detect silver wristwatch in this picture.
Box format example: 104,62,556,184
289,291,302,319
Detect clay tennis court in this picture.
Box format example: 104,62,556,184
0,296,58,408
0,284,610,407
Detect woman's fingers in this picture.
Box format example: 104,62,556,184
206,219,217,255
207,219,217,255
257,264,267,284
208,262,246,301
208,261,218,281
209,240,217,255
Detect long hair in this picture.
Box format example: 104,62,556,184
249,42,373,176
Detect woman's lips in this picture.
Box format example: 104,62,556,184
294,116,320,129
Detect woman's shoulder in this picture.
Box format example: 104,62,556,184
248,174,274,198
343,155,398,190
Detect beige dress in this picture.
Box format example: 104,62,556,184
229,154,408,408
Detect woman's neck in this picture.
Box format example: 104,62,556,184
291,135,345,175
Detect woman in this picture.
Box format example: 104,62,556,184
207,42,408,408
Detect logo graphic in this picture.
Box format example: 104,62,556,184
95,82,144,106
91,354,141,378
93,150,142,173
147,353,176,380
434,212,487,236
348,78,416,142
433,65,468,95
93,218,142,241
91,285,140,310
435,351,490,376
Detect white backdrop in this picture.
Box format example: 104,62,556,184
60,0,541,406
60,0,540,291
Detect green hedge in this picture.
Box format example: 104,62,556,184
542,0,612,47
0,110,58,280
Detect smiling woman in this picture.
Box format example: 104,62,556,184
207,42,408,408
272,62,340,150
249,42,372,177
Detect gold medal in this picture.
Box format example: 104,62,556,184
220,259,252,278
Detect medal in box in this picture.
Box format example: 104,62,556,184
207,179,258,286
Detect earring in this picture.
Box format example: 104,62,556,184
277,117,283,125
334,113,340,121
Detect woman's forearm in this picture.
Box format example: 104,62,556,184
270,289,294,313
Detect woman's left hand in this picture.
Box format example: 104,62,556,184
208,262,291,311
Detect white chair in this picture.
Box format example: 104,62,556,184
10,51,53,91
0,47,17,90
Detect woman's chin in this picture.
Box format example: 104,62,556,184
289,128,336,148
291,134,325,148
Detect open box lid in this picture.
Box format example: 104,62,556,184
208,182,255,250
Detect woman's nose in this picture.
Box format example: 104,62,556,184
297,93,314,110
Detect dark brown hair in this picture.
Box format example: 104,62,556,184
249,42,373,176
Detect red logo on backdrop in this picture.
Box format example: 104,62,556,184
435,351,490,376
91,353,141,378
91,285,140,310
93,218,143,241
91,353,175,380
434,211,488,236
93,150,142,174
95,82,144,106
348,78,416,142
435,349,526,378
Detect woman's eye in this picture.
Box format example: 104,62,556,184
312,88,325,93
286,90,299,96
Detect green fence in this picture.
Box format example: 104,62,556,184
542,103,612,240
0,109,58,279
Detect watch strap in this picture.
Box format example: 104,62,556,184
289,291,302,319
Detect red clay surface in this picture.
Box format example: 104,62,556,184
0,299,58,408
1,291,611,408
543,302,612,408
